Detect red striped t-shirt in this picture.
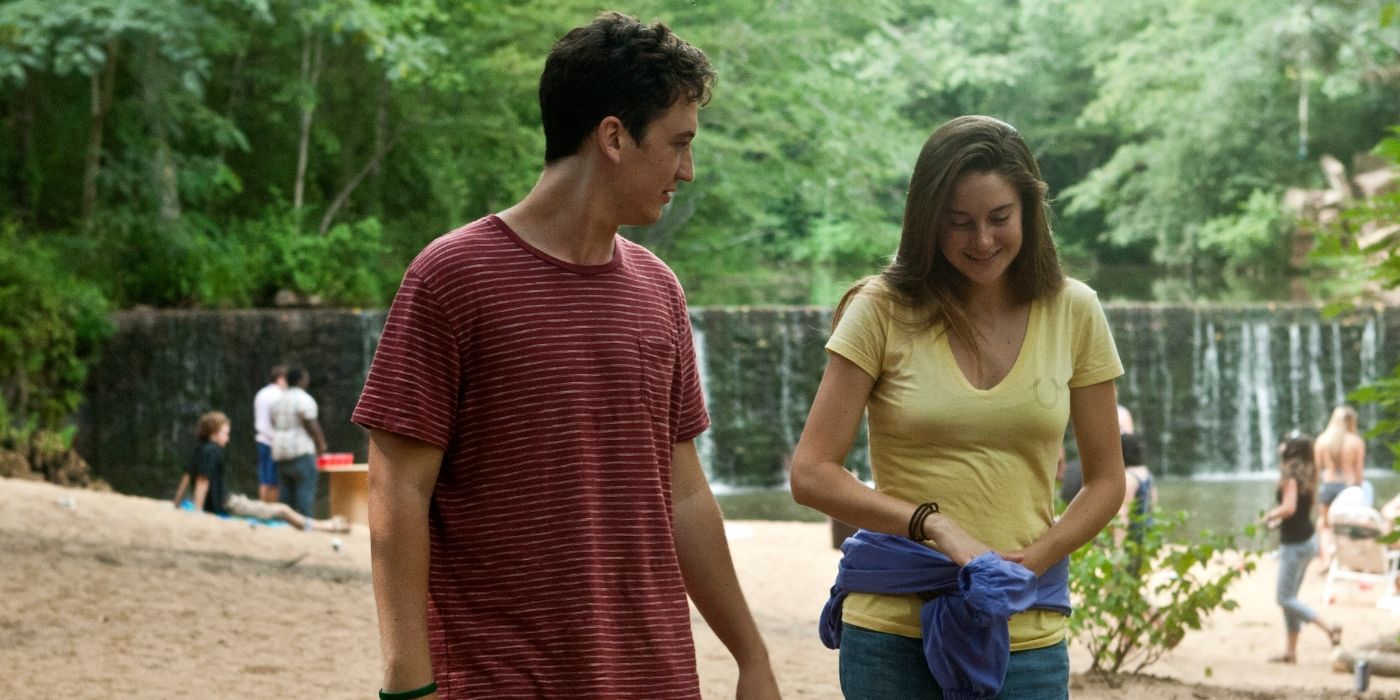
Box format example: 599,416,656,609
353,215,710,699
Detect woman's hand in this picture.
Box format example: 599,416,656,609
922,513,993,566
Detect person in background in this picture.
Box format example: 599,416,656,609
351,13,778,700
253,364,288,503
172,411,347,533
790,115,1125,699
1117,403,1135,435
1261,431,1341,663
1059,405,1132,504
270,367,325,518
1316,405,1367,567
1116,432,1157,555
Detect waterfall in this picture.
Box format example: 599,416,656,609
690,310,716,472
1251,321,1277,472
80,303,1400,498
1360,313,1381,435
686,303,1400,483
1288,323,1302,428
1331,320,1346,407
1233,323,1255,475
1101,305,1393,476
777,317,798,452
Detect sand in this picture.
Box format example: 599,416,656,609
3,476,1399,699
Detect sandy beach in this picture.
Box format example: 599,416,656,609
3,476,1399,699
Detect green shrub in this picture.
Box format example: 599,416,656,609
212,209,398,308
1069,509,1263,674
0,223,112,437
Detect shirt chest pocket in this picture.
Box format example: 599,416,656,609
637,335,677,409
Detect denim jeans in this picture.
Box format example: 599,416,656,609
838,623,1069,699
1276,535,1319,633
275,453,319,518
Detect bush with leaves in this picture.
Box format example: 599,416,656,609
0,223,112,473
1069,509,1263,674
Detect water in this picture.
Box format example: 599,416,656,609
690,303,1398,486
715,472,1400,544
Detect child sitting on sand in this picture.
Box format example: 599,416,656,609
172,411,348,533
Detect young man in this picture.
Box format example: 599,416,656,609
352,12,780,700
270,367,326,517
252,365,288,503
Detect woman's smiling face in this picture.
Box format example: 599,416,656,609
938,171,1023,291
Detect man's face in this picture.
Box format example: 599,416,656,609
616,99,698,226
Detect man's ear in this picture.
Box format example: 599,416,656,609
595,116,626,162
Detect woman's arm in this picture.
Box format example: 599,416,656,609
1015,380,1125,575
790,354,991,564
1262,477,1298,528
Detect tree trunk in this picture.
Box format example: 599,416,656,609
8,72,36,220
319,129,400,236
370,75,390,215
143,45,180,222
82,39,120,229
293,31,325,213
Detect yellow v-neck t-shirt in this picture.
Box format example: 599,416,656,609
826,277,1123,650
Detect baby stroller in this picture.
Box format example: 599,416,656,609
1323,486,1400,607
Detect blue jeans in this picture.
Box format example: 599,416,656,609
276,453,319,517
839,623,1069,699
256,442,278,486
1277,535,1319,633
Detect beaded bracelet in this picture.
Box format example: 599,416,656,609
379,680,437,700
907,501,940,541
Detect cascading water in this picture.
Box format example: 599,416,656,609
78,304,1399,498
688,303,1398,485
691,310,716,472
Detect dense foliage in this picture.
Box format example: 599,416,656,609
0,223,110,462
2,0,1398,309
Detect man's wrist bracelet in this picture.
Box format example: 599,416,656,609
379,681,437,700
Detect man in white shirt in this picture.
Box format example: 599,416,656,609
252,365,288,503
270,367,327,517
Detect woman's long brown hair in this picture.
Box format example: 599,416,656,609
834,116,1064,362
1280,432,1317,499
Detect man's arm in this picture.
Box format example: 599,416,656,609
304,416,328,454
368,428,444,696
671,439,781,699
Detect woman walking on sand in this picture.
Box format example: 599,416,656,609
790,115,1125,699
1262,431,1342,663
1316,405,1367,566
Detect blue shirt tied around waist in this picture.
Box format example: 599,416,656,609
819,529,1072,700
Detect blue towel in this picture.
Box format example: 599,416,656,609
819,530,1071,700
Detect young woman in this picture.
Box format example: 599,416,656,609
791,115,1125,699
1315,405,1367,566
1262,432,1341,663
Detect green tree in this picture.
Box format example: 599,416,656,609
1064,0,1400,296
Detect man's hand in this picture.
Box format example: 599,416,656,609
736,661,782,700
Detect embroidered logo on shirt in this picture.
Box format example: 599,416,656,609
1031,377,1063,409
